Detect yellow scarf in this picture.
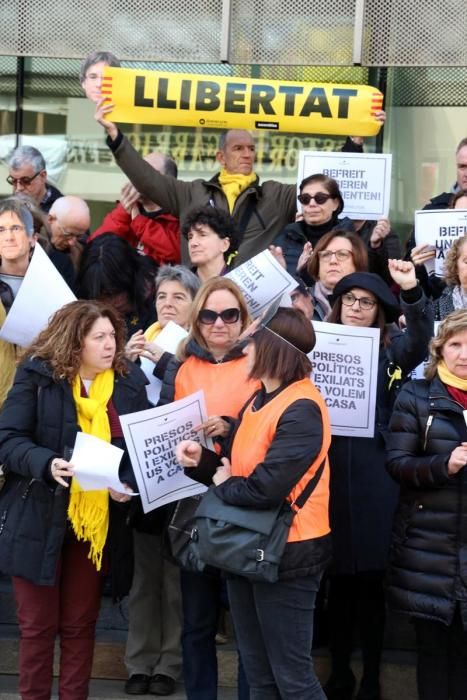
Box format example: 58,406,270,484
144,321,162,343
218,169,257,213
437,360,467,390
68,369,114,570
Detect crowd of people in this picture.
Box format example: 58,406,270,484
0,50,466,700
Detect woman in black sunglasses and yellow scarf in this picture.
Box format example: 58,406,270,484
158,276,260,700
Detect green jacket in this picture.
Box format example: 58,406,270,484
109,133,297,267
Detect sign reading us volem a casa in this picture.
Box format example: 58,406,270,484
102,67,384,137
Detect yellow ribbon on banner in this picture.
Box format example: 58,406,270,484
102,67,384,137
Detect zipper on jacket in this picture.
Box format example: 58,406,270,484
423,415,434,451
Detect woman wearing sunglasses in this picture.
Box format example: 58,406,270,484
274,174,353,276
322,262,434,700
158,277,260,700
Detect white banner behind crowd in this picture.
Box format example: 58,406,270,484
414,209,467,277
226,250,297,318
120,391,213,513
0,243,76,346
310,321,380,438
297,150,392,220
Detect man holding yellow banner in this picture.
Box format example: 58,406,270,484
95,67,384,268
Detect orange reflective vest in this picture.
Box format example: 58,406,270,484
174,354,260,418
230,378,331,543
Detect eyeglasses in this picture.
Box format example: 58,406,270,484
341,292,377,310
6,171,42,187
0,224,26,236
198,308,240,325
56,222,84,240
318,249,353,262
297,192,332,206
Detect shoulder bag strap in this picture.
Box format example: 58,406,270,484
290,458,326,511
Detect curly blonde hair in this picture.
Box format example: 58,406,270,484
21,300,128,382
425,309,467,379
442,235,467,286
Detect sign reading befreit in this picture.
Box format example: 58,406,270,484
102,67,384,137
297,151,392,220
415,208,467,277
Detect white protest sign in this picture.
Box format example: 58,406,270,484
226,249,298,318
119,390,213,513
310,321,380,437
0,243,76,346
71,432,136,493
140,322,188,405
297,151,392,220
414,209,467,277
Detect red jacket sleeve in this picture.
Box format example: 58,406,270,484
89,204,180,265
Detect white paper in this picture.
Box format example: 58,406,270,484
70,432,134,493
154,321,188,354
0,243,76,346
297,151,392,221
414,209,467,278
226,249,298,318
310,321,380,438
139,322,188,405
140,356,162,406
119,390,213,513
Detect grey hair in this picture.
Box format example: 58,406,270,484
456,137,467,154
155,265,201,299
218,129,254,151
79,51,121,83
8,145,46,173
0,197,35,237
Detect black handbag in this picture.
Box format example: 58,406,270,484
168,460,325,583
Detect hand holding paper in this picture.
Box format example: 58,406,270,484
71,432,136,494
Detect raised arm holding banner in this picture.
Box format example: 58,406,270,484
101,67,383,137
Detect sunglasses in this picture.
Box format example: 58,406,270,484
297,192,332,206
198,308,240,325
6,171,42,187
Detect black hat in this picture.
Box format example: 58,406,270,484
330,272,400,322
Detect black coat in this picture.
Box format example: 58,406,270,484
328,289,434,573
386,376,467,628
0,357,149,593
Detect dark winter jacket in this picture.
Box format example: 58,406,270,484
328,286,435,574
386,376,467,628
0,357,149,593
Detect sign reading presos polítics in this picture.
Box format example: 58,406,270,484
102,67,384,137
310,322,380,438
297,151,392,220
120,391,213,513
226,249,298,318
414,209,467,277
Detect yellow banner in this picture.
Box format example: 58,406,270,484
102,67,384,137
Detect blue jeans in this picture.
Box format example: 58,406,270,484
227,573,326,700
181,569,249,700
